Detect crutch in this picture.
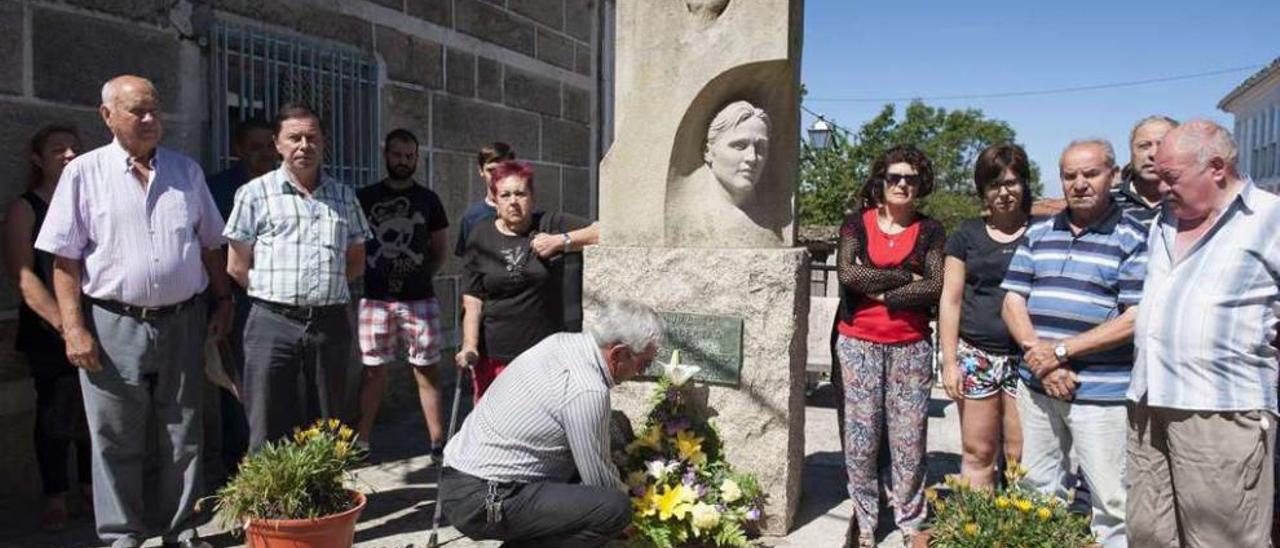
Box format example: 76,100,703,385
428,351,476,548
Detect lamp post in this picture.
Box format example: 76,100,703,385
807,117,832,150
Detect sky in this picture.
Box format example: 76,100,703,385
800,0,1280,197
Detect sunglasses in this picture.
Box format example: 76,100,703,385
885,173,921,186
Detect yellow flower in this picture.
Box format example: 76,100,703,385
963,522,980,536
652,484,695,521
1037,507,1052,521
994,496,1010,509
634,488,656,517
1015,499,1033,513
934,501,946,512
327,418,341,430
925,488,938,502
689,502,721,534
338,425,354,441
335,440,350,458
675,430,707,466
720,479,742,503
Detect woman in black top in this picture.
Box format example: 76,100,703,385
2,124,89,531
456,160,599,400
938,143,1034,488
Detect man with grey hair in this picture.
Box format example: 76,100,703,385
1000,138,1149,546
1114,115,1179,228
35,75,229,548
440,300,663,547
1126,120,1280,546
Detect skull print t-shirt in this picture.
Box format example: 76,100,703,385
358,180,449,301
462,211,590,361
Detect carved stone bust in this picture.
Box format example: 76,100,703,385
666,100,781,247
685,0,730,21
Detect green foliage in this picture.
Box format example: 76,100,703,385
928,468,1095,548
920,189,983,235
800,100,1042,227
204,418,365,532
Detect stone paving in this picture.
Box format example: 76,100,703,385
0,384,962,548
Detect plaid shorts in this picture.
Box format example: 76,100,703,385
358,298,443,367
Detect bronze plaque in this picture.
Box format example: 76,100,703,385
643,311,744,386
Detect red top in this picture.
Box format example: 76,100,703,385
839,209,931,344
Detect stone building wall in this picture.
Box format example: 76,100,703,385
0,0,603,517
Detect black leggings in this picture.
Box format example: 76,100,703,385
30,356,91,495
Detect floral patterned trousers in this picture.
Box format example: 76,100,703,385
836,334,933,537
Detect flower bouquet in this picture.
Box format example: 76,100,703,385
924,464,1096,548
620,351,766,548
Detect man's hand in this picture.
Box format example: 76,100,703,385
64,325,101,372
208,298,234,341
940,359,965,401
530,233,563,259
1041,368,1078,400
1024,341,1060,379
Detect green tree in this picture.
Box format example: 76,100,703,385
799,100,1041,233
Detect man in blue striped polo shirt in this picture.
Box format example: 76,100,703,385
1001,139,1148,547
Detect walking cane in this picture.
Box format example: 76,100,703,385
428,351,475,548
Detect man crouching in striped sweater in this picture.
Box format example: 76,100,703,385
440,300,663,547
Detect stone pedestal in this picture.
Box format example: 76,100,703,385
584,246,809,534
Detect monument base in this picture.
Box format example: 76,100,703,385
583,245,809,535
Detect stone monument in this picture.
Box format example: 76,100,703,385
585,0,807,534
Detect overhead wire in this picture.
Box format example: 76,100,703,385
804,64,1263,103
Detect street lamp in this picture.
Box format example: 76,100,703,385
808,117,832,150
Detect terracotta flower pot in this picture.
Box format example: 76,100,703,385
244,491,367,548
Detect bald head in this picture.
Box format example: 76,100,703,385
1162,119,1239,175
99,74,162,156
1154,119,1241,222
101,75,156,108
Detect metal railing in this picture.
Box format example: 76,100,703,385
208,23,380,186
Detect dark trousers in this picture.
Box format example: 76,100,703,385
29,355,91,494
242,301,351,451
440,468,631,548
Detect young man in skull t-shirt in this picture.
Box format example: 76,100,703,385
355,129,449,461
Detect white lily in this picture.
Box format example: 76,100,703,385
661,349,702,387
645,459,680,481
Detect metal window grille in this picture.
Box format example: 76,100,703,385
209,23,380,186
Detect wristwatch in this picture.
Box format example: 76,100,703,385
1053,342,1069,363
561,232,572,252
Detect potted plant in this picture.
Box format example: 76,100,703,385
920,464,1097,548
203,418,368,548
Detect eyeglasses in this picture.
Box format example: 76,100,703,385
885,173,921,186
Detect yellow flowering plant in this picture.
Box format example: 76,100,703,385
926,464,1095,548
620,351,765,547
202,418,367,533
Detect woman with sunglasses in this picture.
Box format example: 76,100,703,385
835,144,945,547
938,144,1034,489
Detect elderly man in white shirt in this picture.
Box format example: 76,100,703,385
1127,119,1280,547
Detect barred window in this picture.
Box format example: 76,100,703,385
208,23,380,186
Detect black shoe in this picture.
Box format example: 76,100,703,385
162,540,212,548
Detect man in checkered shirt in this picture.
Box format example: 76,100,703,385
223,103,372,451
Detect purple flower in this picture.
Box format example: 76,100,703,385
695,484,706,497
682,469,697,486
631,485,646,497
745,508,761,521
664,416,693,435
716,504,727,513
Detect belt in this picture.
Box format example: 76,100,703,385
88,295,199,321
251,298,345,322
